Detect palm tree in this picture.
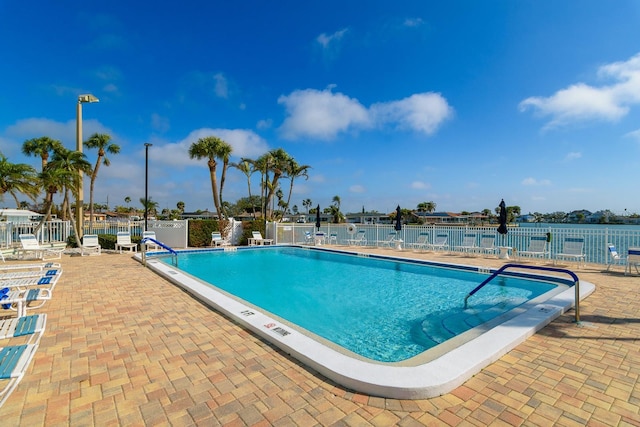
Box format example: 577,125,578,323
259,148,292,220
302,198,312,215
231,158,257,218
176,201,185,213
22,136,64,171
84,133,120,224
46,147,92,233
282,158,310,221
188,136,233,222
0,154,39,207
139,197,159,218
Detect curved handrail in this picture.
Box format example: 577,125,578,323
464,263,581,323
141,237,178,266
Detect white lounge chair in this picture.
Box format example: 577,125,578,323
0,288,52,318
346,230,367,246
0,262,61,272
477,234,498,257
0,271,62,294
0,267,62,282
606,244,626,272
141,231,161,251
625,248,640,276
517,236,549,261
0,313,47,346
18,234,65,260
555,236,586,267
210,232,229,247
454,233,477,254
115,232,138,253
0,343,39,407
249,231,273,246
81,234,101,256
426,233,448,251
375,232,397,248
407,232,430,252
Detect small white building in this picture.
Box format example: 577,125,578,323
0,209,44,223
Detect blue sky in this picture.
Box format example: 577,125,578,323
1,1,640,216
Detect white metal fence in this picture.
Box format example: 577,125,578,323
270,223,640,266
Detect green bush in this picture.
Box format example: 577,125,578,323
188,219,221,247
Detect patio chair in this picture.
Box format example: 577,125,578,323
375,231,397,248
425,233,449,251
17,234,45,260
0,248,18,262
210,232,230,247
476,234,498,257
0,267,62,282
249,231,273,246
0,314,47,346
346,230,367,246
115,232,138,253
303,231,314,245
0,271,62,294
0,262,61,272
407,232,430,252
606,244,626,272
454,233,478,254
0,343,39,407
314,232,326,246
517,236,549,261
327,233,338,245
626,248,640,276
80,234,101,256
0,288,52,318
554,236,586,267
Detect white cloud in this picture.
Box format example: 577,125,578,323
278,88,370,140
151,113,170,133
565,151,582,161
624,128,640,141
371,93,453,135
349,184,366,193
154,128,269,169
521,177,552,186
316,28,349,49
256,119,272,130
519,52,640,129
5,118,113,147
403,18,424,27
213,73,228,98
411,181,430,190
278,88,452,140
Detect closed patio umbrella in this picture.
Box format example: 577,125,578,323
497,199,508,236
394,205,402,232
315,204,321,231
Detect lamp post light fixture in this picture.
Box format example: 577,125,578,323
76,93,99,238
144,143,152,231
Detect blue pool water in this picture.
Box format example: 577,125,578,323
162,247,560,362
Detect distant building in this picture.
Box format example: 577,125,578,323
0,209,44,223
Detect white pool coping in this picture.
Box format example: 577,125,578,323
140,250,595,399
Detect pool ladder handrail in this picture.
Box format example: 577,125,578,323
141,237,178,266
464,263,581,323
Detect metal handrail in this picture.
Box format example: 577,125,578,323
141,237,178,266
464,263,581,323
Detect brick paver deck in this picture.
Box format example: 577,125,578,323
0,248,639,426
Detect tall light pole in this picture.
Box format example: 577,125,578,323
144,143,152,231
76,93,99,238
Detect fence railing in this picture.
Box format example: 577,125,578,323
270,223,640,266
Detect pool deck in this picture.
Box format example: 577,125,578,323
1,246,639,425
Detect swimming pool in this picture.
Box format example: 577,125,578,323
142,246,595,399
